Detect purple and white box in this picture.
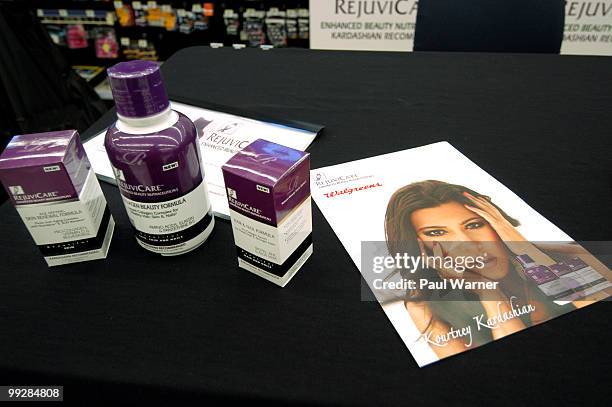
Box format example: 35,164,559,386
222,139,312,287
0,130,114,267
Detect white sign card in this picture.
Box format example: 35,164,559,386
309,0,418,51
561,0,612,55
84,101,318,218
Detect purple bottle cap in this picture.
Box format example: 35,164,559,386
107,60,170,118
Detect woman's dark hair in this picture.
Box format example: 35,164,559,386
384,180,519,301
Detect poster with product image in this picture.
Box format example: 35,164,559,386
311,142,612,366
84,101,319,218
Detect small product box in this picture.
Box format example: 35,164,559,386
0,130,115,267
222,139,312,287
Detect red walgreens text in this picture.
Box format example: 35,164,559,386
323,182,383,198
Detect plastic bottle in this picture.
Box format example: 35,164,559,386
105,60,214,256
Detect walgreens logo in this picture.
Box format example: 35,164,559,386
323,182,383,198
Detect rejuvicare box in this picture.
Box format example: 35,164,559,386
222,139,312,287
0,130,114,267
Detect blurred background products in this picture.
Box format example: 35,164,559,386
0,1,308,130
95,27,119,58
66,24,88,49
34,1,311,69
0,1,106,142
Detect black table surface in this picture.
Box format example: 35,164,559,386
1,47,611,405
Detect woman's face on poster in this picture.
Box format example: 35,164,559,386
410,201,510,280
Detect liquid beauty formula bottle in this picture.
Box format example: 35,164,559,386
105,60,214,256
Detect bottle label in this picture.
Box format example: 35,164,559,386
119,180,213,254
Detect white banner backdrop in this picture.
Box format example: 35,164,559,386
561,0,612,55
309,0,611,55
309,0,418,51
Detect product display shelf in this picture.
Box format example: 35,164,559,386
37,0,311,69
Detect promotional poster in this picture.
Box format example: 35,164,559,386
311,142,611,366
